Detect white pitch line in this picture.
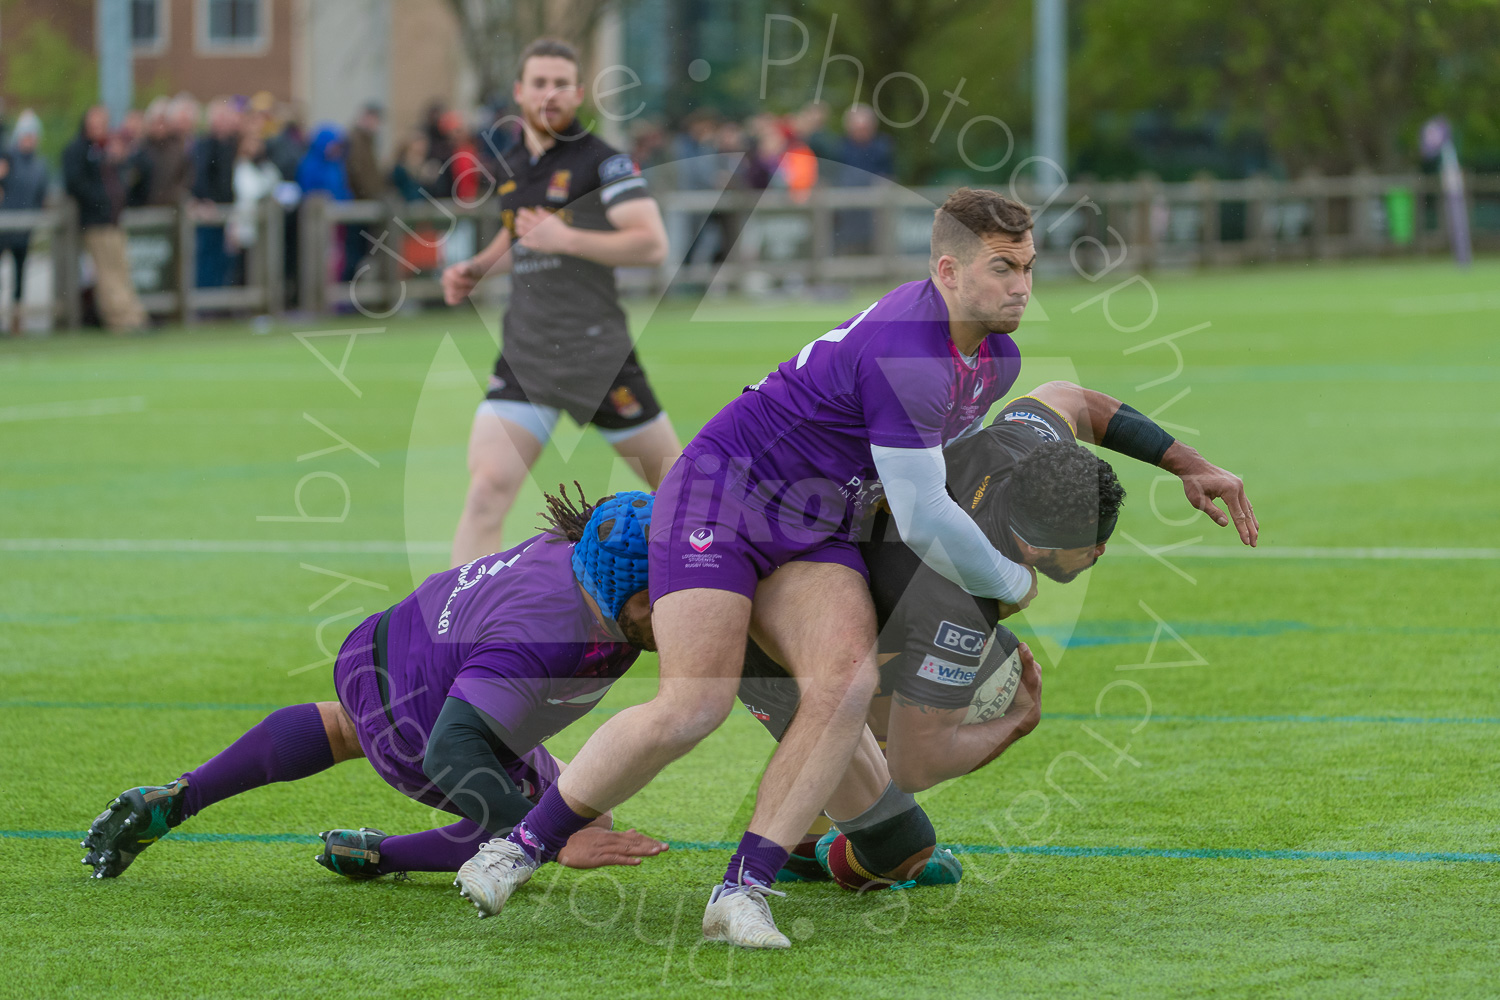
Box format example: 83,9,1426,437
1390,290,1500,315
0,538,449,554
0,396,146,423
1,539,1497,560
1114,545,1500,560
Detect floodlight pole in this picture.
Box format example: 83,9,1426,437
97,0,134,125
1033,0,1066,196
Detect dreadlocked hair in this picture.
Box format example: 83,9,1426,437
539,482,599,543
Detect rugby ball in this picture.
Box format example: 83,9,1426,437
962,637,1023,725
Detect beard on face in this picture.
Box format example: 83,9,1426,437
524,102,574,137
1035,552,1092,584
958,286,1024,335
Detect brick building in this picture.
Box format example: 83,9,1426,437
0,0,468,149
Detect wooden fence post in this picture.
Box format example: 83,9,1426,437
877,196,900,285
1246,173,1273,263
261,197,285,315
52,199,82,330
1194,172,1218,266
1305,170,1328,258
298,195,326,315
176,201,197,326
810,193,832,285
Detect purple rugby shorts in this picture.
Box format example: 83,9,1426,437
648,448,869,604
332,612,560,814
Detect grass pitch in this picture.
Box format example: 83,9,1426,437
1,258,1497,998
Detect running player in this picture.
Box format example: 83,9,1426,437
452,187,1042,948
742,379,1256,888
442,38,682,566
80,489,668,881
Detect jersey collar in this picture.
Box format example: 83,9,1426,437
527,118,586,163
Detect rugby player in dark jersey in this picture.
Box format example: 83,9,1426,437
79,489,669,881
740,380,1256,888
442,38,682,566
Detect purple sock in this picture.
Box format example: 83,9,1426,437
179,704,335,821
725,832,789,887
506,785,594,864
376,820,487,874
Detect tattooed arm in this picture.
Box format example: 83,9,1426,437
882,644,1042,792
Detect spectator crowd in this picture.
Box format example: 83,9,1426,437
0,93,896,334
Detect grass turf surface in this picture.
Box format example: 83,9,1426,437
1,258,1497,997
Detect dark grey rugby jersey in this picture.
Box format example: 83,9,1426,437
863,395,1078,708
944,394,1078,552
493,120,653,412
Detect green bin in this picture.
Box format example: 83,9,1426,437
1386,187,1415,246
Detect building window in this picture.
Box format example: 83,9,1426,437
131,0,169,55
197,0,269,53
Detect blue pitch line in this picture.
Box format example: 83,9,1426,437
10,829,1497,864
1026,620,1500,648
1051,712,1500,726
3,699,1498,727
0,613,335,626
6,829,319,844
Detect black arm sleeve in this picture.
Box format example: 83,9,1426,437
421,697,534,837
1101,401,1175,465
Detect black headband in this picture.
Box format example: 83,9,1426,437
1001,479,1118,550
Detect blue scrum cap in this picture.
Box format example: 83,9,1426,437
571,491,654,620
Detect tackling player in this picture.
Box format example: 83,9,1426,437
442,38,683,566
743,380,1256,888
80,489,668,881
451,188,1043,948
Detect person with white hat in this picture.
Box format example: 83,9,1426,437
0,110,48,334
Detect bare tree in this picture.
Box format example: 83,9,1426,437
444,0,617,104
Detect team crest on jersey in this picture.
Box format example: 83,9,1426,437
610,385,644,419
690,529,714,553
599,153,640,183
547,170,571,202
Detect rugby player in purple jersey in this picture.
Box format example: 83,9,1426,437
453,188,1045,948
740,379,1256,889
80,489,669,881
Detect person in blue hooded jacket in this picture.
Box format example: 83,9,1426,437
296,125,353,201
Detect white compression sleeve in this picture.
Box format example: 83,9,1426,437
870,443,1033,603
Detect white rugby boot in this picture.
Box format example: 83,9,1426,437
454,838,538,917
701,881,792,949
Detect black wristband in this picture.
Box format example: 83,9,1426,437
1101,402,1175,466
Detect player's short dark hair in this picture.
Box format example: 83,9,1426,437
517,38,580,81
540,482,598,543
1007,441,1126,547
930,188,1033,272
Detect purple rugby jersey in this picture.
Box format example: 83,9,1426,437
690,279,1021,517
378,533,639,778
